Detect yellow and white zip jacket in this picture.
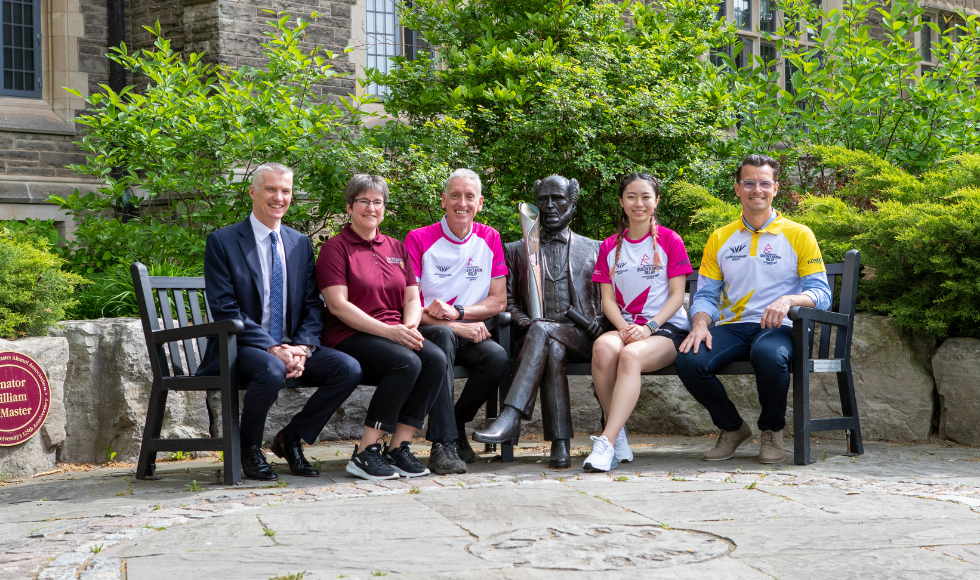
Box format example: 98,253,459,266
694,211,828,326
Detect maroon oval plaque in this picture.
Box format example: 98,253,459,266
0,351,51,447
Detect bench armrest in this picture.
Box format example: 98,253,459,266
151,319,244,344
789,307,850,327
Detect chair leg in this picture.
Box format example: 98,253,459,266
501,443,514,463
792,327,812,465
220,384,242,485
837,363,864,456
136,382,168,480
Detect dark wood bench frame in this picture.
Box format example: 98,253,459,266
130,262,511,485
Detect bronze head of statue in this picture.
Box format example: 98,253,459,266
533,175,579,235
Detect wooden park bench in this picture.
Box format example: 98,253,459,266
130,262,511,485
549,249,864,465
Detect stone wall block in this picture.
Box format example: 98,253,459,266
51,319,211,464
0,337,69,477
933,338,980,446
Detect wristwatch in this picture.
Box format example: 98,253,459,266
454,305,465,320
645,320,660,335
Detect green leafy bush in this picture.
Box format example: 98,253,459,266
0,230,85,339
72,262,204,320
55,13,378,273
722,0,980,180
679,146,980,338
374,0,737,241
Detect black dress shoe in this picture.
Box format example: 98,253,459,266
242,445,278,481
270,431,319,477
473,406,522,444
549,439,571,469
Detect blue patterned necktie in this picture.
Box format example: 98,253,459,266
269,231,284,345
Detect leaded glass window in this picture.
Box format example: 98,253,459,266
1,0,41,98
366,0,400,96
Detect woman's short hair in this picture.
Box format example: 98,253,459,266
344,174,390,207
445,168,482,195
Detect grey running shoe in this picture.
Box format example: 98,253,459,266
428,441,467,474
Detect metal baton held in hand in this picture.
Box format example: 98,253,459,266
519,202,545,320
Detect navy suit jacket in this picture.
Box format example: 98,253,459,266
198,217,325,374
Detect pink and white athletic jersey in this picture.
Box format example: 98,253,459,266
404,216,508,308
592,226,694,330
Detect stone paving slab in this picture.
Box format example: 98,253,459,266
1,436,979,579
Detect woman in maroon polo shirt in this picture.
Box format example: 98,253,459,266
317,174,454,481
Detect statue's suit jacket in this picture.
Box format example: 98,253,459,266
504,232,607,349
198,217,325,374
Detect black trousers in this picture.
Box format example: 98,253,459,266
336,330,449,432
237,345,362,449
504,321,591,441
420,325,510,442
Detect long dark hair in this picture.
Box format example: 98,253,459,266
612,173,661,281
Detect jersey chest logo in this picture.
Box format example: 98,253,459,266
465,258,483,279
433,264,453,278
725,244,749,262
635,254,662,278
759,243,782,265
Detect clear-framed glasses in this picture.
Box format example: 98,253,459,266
738,180,776,192
353,198,385,208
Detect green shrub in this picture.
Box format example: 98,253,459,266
0,230,85,339
723,0,980,179
55,13,378,273
72,262,204,320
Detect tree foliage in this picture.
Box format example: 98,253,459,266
723,0,980,179
56,13,378,273
373,0,736,241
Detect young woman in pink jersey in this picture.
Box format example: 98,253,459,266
584,173,694,472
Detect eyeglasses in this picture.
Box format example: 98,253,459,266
738,180,776,192
353,198,385,208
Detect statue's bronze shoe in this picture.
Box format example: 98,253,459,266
473,406,521,444
549,439,571,468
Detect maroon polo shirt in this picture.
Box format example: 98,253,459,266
316,224,417,349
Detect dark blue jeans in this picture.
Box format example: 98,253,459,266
674,323,795,433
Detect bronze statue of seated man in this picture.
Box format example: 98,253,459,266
474,175,606,467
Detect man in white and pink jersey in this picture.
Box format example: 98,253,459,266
593,227,693,334
404,168,509,469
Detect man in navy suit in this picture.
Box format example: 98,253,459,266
201,162,362,480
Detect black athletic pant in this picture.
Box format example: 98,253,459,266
335,330,449,432
420,325,509,443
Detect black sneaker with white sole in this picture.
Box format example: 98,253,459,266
383,441,430,477
346,443,398,481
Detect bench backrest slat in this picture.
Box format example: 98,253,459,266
835,250,860,359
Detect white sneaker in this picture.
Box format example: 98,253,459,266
614,427,633,463
583,435,618,472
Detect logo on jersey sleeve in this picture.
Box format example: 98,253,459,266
759,243,781,265
465,258,483,279
636,254,662,278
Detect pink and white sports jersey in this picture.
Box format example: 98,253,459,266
404,217,507,308
592,226,693,330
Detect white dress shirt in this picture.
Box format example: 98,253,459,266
249,213,288,341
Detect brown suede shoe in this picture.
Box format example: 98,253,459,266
758,430,787,464
703,421,753,461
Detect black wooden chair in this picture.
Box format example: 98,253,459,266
131,262,511,485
